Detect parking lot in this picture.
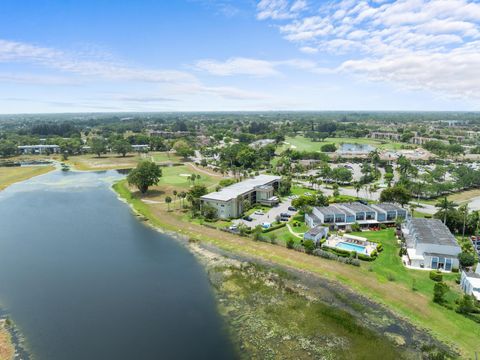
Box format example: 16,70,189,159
232,198,296,228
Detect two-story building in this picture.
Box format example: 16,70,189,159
460,264,480,301
402,218,461,272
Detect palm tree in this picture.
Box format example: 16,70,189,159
173,190,178,208
459,204,469,241
354,181,361,199
165,196,172,211
435,196,457,224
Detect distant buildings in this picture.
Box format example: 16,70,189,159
200,175,281,219
460,264,480,301
249,139,275,149
305,202,407,229
369,131,401,141
17,145,60,154
401,218,461,272
131,144,150,152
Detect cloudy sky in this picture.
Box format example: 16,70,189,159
1,0,480,113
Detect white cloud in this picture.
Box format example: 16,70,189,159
257,0,480,99
256,0,307,20
194,57,280,76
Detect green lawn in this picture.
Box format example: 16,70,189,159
156,165,217,190
351,229,461,303
151,152,181,163
282,135,405,152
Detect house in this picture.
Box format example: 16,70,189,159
305,202,406,229
131,144,150,152
303,226,328,244
460,264,480,301
200,175,281,219
402,218,461,271
17,145,61,154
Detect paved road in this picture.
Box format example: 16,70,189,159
233,198,295,228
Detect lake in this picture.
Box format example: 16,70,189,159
0,170,236,359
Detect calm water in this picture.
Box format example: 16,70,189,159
0,170,236,360
339,143,376,153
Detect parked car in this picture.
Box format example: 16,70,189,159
229,224,238,231
262,222,271,229
243,215,253,222
254,210,265,215
358,200,369,205
280,212,291,218
280,217,289,222
288,206,297,211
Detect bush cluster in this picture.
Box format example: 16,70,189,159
312,249,360,266
429,270,443,282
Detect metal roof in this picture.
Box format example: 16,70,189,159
201,175,280,202
306,225,327,236
340,202,375,213
373,203,405,212
409,218,460,247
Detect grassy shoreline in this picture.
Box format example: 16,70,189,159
113,179,479,357
0,165,55,192
0,320,15,360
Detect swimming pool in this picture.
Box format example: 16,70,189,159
336,242,367,254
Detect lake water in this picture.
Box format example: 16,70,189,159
339,143,376,153
0,170,236,359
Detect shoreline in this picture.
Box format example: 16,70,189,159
112,179,459,358
0,320,14,360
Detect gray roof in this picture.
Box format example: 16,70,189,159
340,202,375,213
201,174,280,202
316,205,347,216
409,218,459,247
306,225,327,236
307,213,322,224
373,203,405,212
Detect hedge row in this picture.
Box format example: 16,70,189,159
262,222,286,233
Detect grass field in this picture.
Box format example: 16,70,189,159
67,152,181,171
0,165,55,191
282,135,405,152
420,188,480,206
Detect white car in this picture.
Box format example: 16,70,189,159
254,210,265,216
229,224,238,230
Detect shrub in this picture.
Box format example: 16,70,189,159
458,252,476,268
387,273,395,282
433,282,449,304
351,222,361,232
429,270,443,282
262,223,286,233
379,223,387,230
286,238,295,249
376,243,383,252
303,239,315,254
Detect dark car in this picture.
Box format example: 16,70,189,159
243,215,253,222
287,206,297,211
358,200,369,205
280,217,290,222
280,212,291,218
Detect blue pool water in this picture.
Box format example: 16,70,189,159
339,143,375,153
336,242,367,254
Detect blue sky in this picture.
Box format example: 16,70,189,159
0,0,479,113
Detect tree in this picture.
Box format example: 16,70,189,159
188,185,208,214
127,160,162,194
458,252,475,268
113,140,132,157
173,140,194,159
384,172,394,187
435,197,457,224
173,190,178,208
90,138,107,157
456,295,476,315
278,177,292,196
202,203,218,220
433,282,449,304
320,143,336,152
303,239,315,254
0,140,17,158
179,191,187,208
379,185,411,206
165,196,172,211
286,238,295,249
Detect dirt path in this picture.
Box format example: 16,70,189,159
186,162,223,178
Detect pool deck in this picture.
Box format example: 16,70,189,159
324,235,377,256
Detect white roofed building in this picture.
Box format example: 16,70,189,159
200,175,281,219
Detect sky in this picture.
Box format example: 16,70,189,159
1,0,480,113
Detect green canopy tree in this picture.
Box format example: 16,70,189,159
113,140,132,157
127,160,162,194
90,138,107,157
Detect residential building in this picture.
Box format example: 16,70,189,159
305,202,406,229
18,145,61,154
303,226,328,244
369,131,401,141
402,218,461,271
200,175,281,219
460,264,480,301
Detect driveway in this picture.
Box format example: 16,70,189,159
233,198,295,228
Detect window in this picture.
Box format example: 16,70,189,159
431,257,438,269
445,258,452,271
